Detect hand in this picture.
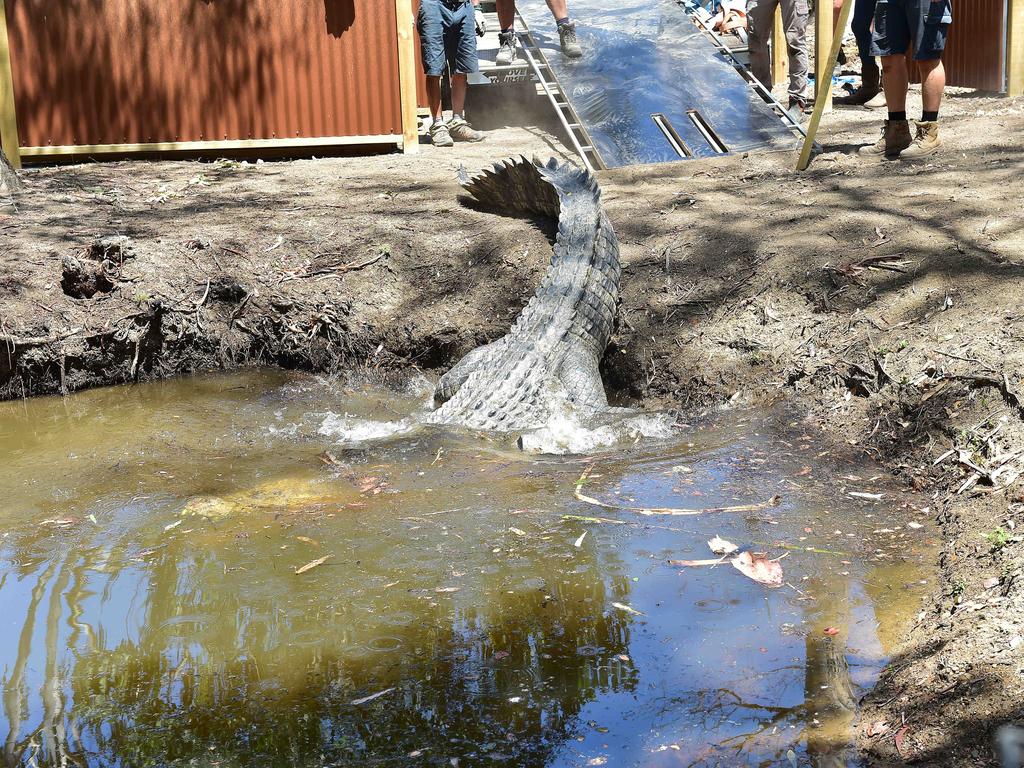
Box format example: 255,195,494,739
475,8,486,37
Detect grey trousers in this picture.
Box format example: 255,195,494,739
746,0,809,102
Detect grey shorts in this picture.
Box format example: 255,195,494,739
870,0,951,61
417,0,479,76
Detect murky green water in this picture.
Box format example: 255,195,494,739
0,369,934,767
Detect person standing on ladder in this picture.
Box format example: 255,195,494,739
858,0,950,159
417,0,489,146
745,0,811,115
494,0,583,66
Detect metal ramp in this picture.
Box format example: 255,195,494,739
515,0,804,170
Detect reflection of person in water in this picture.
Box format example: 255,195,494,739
494,0,583,66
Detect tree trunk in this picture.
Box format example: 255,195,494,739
0,148,21,193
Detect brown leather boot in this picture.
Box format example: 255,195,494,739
900,120,942,160
836,62,880,106
858,119,912,158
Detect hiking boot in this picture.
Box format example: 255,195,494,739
863,89,887,109
558,22,583,58
858,119,911,159
788,97,810,118
429,121,454,147
496,30,517,66
900,120,942,160
448,115,485,142
835,65,880,106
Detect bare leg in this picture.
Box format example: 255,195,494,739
880,53,908,112
426,75,443,121
451,73,468,116
917,58,945,112
546,0,569,19
496,0,516,29
833,0,843,31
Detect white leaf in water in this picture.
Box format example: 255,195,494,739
350,687,394,706
574,531,587,548
508,527,526,536
707,535,739,555
164,520,182,532
848,491,884,501
612,601,644,616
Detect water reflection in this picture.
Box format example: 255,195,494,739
0,371,933,767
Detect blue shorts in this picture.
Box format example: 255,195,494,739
870,0,951,61
417,0,479,76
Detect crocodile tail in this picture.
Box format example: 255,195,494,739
458,156,599,220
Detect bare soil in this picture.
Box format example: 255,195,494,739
3,86,1024,766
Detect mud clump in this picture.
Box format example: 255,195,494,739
61,236,135,299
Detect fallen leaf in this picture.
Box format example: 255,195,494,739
574,531,587,548
295,536,320,547
866,720,889,737
908,521,923,529
295,555,331,575
434,586,461,593
731,551,783,587
707,535,739,555
983,576,1001,590
668,558,726,567
350,687,394,706
894,725,909,756
848,491,884,501
612,602,645,616
508,527,526,536
494,650,510,660
823,626,840,636
164,520,182,532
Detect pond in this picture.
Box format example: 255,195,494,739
0,369,934,767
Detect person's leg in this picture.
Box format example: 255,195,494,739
426,76,443,121
546,0,569,22
496,0,516,30
745,0,776,91
837,0,880,104
833,0,843,32
448,3,485,142
417,0,452,145
781,0,810,105
918,57,944,114
859,0,911,156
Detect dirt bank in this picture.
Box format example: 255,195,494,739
3,88,1024,765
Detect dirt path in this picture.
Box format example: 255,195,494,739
3,88,1024,765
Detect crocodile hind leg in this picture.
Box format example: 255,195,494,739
553,347,608,414
434,340,504,404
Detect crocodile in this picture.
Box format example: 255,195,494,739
425,156,620,434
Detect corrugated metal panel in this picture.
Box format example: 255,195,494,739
944,0,1005,91
4,0,403,147
909,0,1005,91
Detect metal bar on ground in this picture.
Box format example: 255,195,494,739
395,0,420,154
19,135,402,160
797,0,853,170
814,0,835,113
0,0,20,168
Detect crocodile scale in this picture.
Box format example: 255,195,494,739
425,157,620,432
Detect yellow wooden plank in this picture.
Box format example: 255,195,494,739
0,0,21,169
1008,0,1024,97
797,0,853,170
771,5,788,86
19,134,402,159
814,0,834,113
395,0,420,154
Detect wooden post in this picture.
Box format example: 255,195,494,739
395,0,419,154
771,6,789,86
797,0,853,170
1008,0,1024,97
814,0,834,113
0,0,20,168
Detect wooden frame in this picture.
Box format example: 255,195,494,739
771,6,788,85
1009,0,1024,97
395,0,420,154
0,0,20,168
814,0,834,113
19,135,403,159
797,0,852,170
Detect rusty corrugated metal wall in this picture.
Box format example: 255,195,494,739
907,0,1006,91
4,0,403,148
944,0,1006,91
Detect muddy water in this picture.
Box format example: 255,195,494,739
0,370,934,768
